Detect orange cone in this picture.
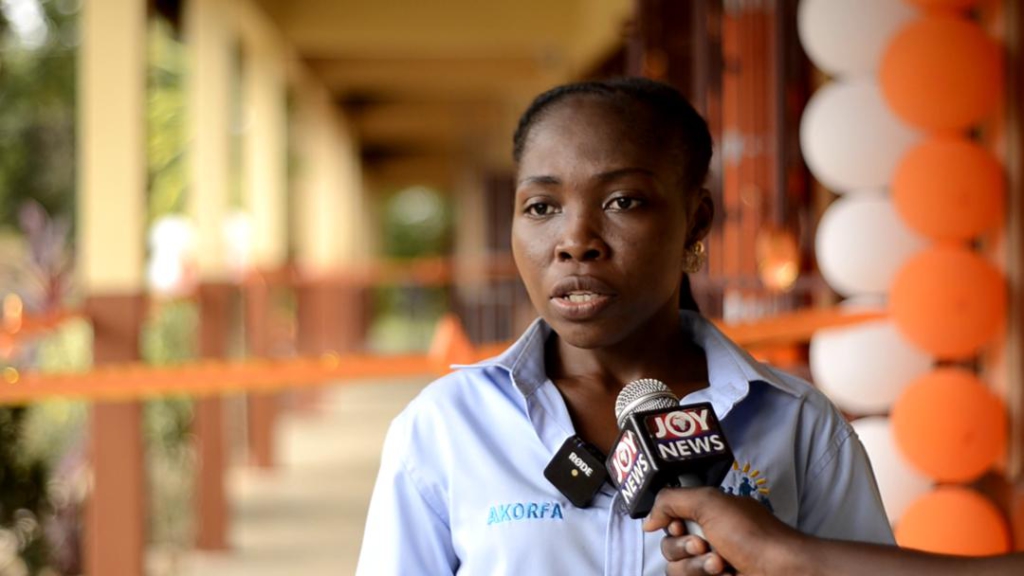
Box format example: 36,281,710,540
428,314,476,374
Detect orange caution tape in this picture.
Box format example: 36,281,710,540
714,306,886,348
0,306,882,405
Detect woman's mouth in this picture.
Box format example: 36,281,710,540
550,290,615,320
547,276,618,320
564,291,600,303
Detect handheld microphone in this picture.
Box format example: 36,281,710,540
605,378,734,539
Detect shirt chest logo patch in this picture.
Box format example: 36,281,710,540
721,461,774,513
486,501,564,525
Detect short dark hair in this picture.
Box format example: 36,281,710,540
512,77,713,193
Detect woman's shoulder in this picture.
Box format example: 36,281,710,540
392,363,525,431
399,319,550,423
757,365,855,443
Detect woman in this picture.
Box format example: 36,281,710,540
356,78,892,575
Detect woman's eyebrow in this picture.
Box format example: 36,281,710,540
517,175,560,187
594,167,657,183
517,168,656,188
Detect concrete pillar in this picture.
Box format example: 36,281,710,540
294,81,370,357
240,17,288,468
185,0,234,551
294,85,344,277
77,0,147,573
242,29,288,272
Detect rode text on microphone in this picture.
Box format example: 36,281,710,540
544,435,608,508
607,400,733,518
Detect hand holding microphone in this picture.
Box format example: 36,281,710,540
646,487,1024,576
643,486,802,576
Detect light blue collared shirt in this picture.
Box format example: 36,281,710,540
357,311,894,575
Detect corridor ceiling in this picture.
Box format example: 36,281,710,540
253,0,633,188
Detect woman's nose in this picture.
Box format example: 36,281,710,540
555,213,609,262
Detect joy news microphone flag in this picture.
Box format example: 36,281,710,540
606,378,734,521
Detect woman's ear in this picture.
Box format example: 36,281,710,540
687,188,715,245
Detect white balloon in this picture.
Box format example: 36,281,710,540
798,0,917,78
800,81,920,192
815,194,926,296
811,319,932,415
842,187,892,197
149,214,196,257
851,417,932,525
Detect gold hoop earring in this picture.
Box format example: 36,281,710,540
683,241,706,273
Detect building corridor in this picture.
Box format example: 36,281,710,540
175,378,428,576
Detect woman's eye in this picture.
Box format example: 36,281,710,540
605,197,642,211
525,202,555,216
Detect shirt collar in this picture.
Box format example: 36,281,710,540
457,310,801,417
457,317,551,397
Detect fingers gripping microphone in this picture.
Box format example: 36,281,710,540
605,379,734,538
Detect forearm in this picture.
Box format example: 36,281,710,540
645,487,1023,576
791,539,1023,576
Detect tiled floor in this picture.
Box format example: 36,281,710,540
176,378,427,576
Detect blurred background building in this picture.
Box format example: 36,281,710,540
0,0,1020,574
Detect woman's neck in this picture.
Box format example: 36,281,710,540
547,310,709,396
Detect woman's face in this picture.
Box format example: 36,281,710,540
512,96,710,350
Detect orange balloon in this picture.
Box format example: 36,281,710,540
896,487,1010,556
892,138,1005,242
891,369,1006,482
881,16,1002,131
890,247,1006,359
